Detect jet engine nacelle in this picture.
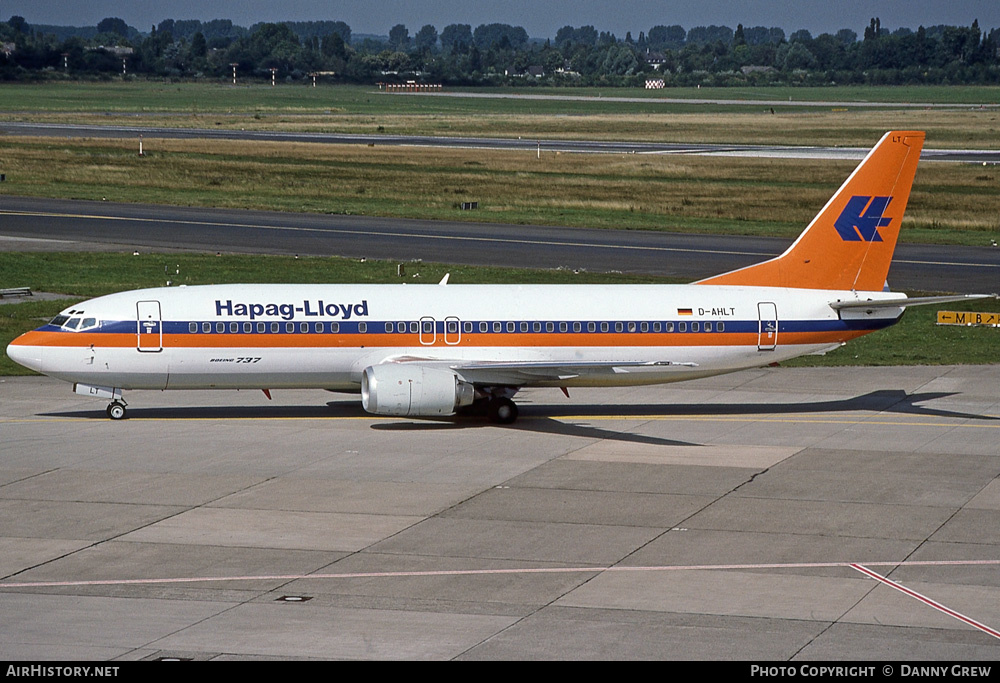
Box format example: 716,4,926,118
361,364,475,417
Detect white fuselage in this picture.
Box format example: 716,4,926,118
8,283,902,392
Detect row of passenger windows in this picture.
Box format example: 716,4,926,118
457,320,726,333
190,321,348,334
186,320,727,334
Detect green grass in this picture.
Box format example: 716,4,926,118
2,251,997,376
1,137,997,246
3,82,999,112
3,81,1000,147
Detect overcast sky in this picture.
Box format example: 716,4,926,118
3,0,997,38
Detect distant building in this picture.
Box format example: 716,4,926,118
643,51,667,70
89,45,134,57
740,65,776,75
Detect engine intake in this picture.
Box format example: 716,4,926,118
361,364,475,417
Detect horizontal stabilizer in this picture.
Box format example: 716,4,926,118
829,294,995,311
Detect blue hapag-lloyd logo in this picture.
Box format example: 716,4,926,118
834,195,893,242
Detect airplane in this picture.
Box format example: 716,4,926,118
5,130,989,423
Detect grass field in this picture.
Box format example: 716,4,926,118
1,82,997,245
1,252,997,376
1,135,997,245
2,82,999,147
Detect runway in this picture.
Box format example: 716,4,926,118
2,196,998,293
1,367,999,659
3,121,1000,163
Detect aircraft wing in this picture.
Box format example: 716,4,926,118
385,357,698,384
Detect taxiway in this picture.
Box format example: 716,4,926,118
1,366,999,659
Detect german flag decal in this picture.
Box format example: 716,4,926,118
678,308,693,316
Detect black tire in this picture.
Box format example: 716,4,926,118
108,402,126,420
488,397,518,424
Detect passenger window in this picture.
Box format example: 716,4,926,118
692,322,700,332
464,322,473,333
330,322,340,333
409,321,418,333
588,322,596,332
533,321,541,332
399,322,408,333
315,322,323,333
230,322,238,333
285,322,294,333
520,322,528,332
300,322,308,333
666,322,674,333
615,322,623,333
358,322,367,333
600,322,609,332
244,322,253,333
450,321,460,333
480,322,488,333
216,322,225,333
203,322,211,333
257,322,266,333
718,322,725,332
493,322,501,333
679,322,687,332
641,322,649,333
704,322,712,332
653,322,661,333
627,322,636,333
189,322,198,333
271,322,279,333
559,322,567,332
573,322,581,332
507,321,515,333
386,322,394,333
545,322,554,332
423,320,434,333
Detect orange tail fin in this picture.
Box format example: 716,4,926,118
698,131,925,291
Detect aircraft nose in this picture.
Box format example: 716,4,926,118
6,336,44,373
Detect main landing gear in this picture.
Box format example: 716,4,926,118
487,397,518,424
458,393,520,424
106,399,128,420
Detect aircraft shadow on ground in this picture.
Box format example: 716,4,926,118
40,389,994,448
523,389,997,422
370,415,699,447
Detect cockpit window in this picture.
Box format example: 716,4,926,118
53,316,99,331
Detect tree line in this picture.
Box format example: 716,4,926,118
1,15,997,86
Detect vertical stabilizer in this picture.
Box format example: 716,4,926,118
697,131,925,291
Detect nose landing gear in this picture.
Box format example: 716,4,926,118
106,400,128,420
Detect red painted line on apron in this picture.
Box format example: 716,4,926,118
851,563,1000,640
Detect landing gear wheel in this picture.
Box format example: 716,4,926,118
107,401,127,420
488,397,518,424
